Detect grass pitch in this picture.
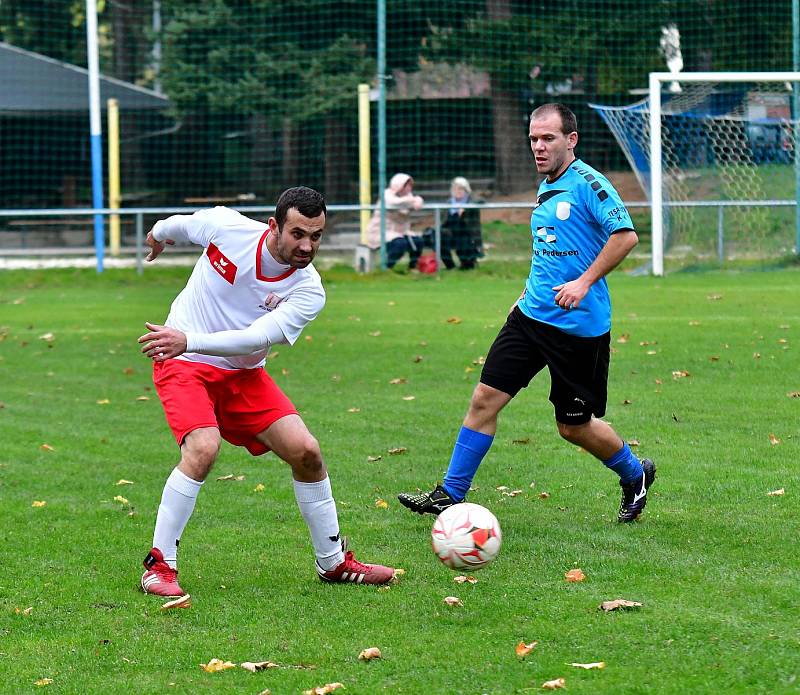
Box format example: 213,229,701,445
0,263,798,694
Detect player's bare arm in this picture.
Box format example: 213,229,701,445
144,230,174,262
138,322,187,361
552,229,638,310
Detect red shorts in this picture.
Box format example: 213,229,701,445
153,359,297,455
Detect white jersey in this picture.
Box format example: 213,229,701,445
152,206,325,370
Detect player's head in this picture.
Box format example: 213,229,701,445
529,103,578,181
268,187,326,268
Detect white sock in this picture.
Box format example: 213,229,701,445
152,467,203,569
293,476,344,571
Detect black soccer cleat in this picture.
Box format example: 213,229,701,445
398,484,459,515
617,458,656,523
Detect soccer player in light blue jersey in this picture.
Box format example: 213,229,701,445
399,103,655,523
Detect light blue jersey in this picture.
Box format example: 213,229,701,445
518,159,633,337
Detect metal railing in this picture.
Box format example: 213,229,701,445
0,198,796,273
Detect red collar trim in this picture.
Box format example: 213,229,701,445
256,229,297,282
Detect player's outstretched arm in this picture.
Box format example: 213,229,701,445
138,322,187,361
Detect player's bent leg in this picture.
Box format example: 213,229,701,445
257,416,394,585
143,427,220,597
398,384,509,514
556,419,655,522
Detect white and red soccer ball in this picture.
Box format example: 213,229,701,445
431,502,502,570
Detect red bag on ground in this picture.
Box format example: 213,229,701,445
417,253,437,274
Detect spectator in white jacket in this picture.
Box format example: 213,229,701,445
366,172,424,269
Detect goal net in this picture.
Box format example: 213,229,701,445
591,72,800,274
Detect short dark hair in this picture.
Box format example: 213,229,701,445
275,187,326,228
531,103,578,135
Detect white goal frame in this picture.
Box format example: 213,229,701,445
648,71,800,276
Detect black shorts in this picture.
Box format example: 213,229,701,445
480,306,610,425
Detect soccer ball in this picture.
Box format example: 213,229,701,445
431,502,502,571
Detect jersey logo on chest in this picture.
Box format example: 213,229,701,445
259,292,285,312
207,243,238,284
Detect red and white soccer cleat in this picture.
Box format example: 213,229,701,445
316,539,395,585
141,547,185,597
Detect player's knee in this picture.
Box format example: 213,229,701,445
182,430,221,473
470,384,501,416
287,434,323,474
556,420,588,444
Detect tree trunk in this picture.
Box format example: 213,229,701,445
324,114,350,203
487,0,531,194
110,0,147,190
282,118,300,185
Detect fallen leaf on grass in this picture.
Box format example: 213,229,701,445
515,641,537,658
565,568,586,582
569,662,605,670
402,395,416,401
254,483,265,492
241,661,279,672
389,378,407,385
599,599,642,612
453,575,478,584
538,492,551,499
496,485,509,491
542,677,566,690
116,479,134,486
512,438,530,445
671,370,690,379
38,332,55,343
367,455,382,462
388,447,407,455
34,678,53,687
616,333,629,343
392,568,406,580
303,683,344,695
135,395,150,401
444,596,463,607
622,399,632,405
688,320,701,326
502,489,523,497
200,658,236,673
96,399,110,405
413,355,424,363
15,607,33,615
769,433,782,446
368,330,381,337
358,647,382,661
753,352,761,359
31,500,46,507
375,498,389,509
113,495,129,505
787,391,800,398
40,444,54,452
707,294,723,301
216,474,245,481
627,439,640,447
161,595,191,610
446,316,462,324
767,488,785,496
347,407,361,413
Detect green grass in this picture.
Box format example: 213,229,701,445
1,264,799,694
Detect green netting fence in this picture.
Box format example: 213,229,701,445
0,1,797,264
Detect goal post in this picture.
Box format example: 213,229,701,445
648,71,800,275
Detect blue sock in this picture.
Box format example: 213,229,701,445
603,442,643,484
442,426,494,501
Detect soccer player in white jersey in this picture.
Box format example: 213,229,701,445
137,187,394,596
